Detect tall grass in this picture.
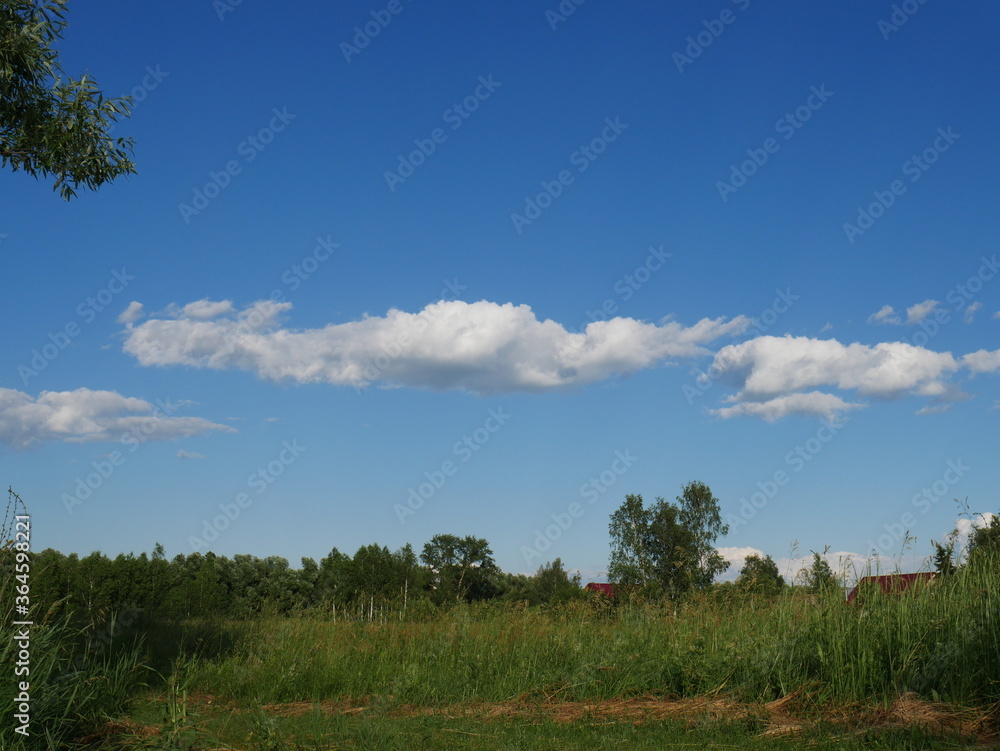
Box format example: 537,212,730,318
178,562,999,709
2,490,147,750
0,605,149,749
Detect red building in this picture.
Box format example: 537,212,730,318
584,582,617,597
846,572,935,604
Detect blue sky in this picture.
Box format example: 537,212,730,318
2,0,998,583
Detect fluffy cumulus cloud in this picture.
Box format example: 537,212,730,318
868,300,951,326
915,403,952,416
170,299,236,320
121,299,750,395
706,335,962,419
712,392,863,421
117,301,145,324
963,302,983,323
718,547,887,585
867,305,901,325
773,551,872,585
715,546,766,580
953,512,998,553
906,299,941,324
962,348,1000,374
0,387,234,449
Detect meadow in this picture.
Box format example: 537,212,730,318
4,562,999,750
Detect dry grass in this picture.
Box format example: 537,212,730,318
234,691,999,741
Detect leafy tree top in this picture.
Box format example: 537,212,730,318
1,0,135,198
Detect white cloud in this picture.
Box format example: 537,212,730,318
993,310,1000,320
948,513,998,562
962,349,1000,374
954,512,997,539
775,550,871,584
121,299,750,395
706,335,961,419
720,548,895,586
716,546,766,580
963,302,983,324
0,387,234,449
711,391,864,421
915,403,952,416
867,305,900,325
117,301,144,324
906,299,940,324
177,449,206,460
173,299,236,320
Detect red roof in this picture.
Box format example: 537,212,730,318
846,572,935,603
585,582,617,597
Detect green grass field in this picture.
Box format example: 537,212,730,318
4,564,998,749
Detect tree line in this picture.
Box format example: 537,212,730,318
15,535,585,621
5,482,998,622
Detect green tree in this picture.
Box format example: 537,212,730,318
420,533,498,603
298,557,320,607
392,543,427,601
676,481,731,589
528,558,582,606
608,494,658,591
72,550,113,616
317,547,353,606
609,484,729,599
163,552,227,617
800,551,838,595
931,538,957,576
1,0,135,198
736,554,785,596
965,513,1000,569
350,543,403,601
609,493,695,598
30,547,70,615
